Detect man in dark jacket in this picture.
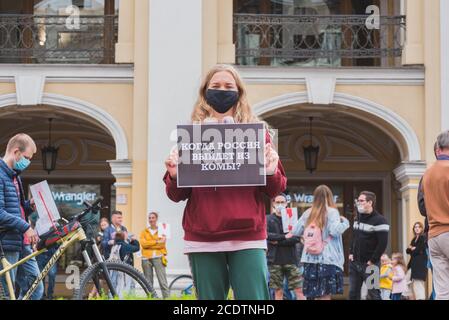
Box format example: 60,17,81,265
267,193,304,300
0,134,43,299
101,210,128,260
348,191,389,300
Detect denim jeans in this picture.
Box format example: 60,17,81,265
36,250,58,299
0,251,20,298
1,245,44,300
348,261,381,300
15,245,44,300
391,293,402,300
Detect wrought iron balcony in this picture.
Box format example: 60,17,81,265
234,14,406,67
0,15,118,64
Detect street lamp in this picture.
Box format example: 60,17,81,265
41,118,59,174
303,117,320,174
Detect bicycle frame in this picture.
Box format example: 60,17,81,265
0,227,87,300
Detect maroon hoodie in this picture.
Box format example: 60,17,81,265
163,160,287,243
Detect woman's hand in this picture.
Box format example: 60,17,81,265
265,143,279,176
165,147,179,179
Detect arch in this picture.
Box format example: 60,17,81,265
0,93,128,160
253,92,421,161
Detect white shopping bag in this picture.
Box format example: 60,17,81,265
30,181,61,236
281,207,298,233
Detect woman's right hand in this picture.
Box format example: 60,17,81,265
165,147,179,179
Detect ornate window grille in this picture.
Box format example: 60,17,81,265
234,14,406,67
0,15,118,64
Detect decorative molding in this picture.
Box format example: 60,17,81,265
441,0,449,131
21,170,114,179
15,75,45,105
253,92,309,116
238,67,425,85
108,159,132,179
306,75,336,105
0,64,134,84
0,93,129,160
333,93,421,161
286,171,391,181
114,182,132,188
399,184,420,193
53,139,78,166
323,136,377,163
253,92,422,161
393,161,427,185
80,139,116,166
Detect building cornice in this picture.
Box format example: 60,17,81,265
0,64,134,84
393,161,427,185
238,66,425,86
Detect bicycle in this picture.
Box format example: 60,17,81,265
0,197,156,300
168,274,195,298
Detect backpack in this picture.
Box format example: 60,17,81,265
303,222,330,255
109,244,122,261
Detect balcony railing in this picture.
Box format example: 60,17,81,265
0,15,118,64
234,14,406,67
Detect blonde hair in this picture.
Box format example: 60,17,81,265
306,185,337,230
392,252,407,272
6,133,37,153
191,64,259,124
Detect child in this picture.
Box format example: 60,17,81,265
110,231,140,265
391,253,407,300
379,253,393,300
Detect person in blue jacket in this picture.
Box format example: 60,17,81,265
0,133,43,300
114,231,140,266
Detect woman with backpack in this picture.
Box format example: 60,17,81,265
289,185,350,300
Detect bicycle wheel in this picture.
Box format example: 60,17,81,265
168,275,195,298
73,260,157,300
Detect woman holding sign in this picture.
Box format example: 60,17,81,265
164,64,287,300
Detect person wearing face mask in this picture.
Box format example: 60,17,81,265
348,191,389,300
0,133,43,300
266,194,305,300
164,64,287,300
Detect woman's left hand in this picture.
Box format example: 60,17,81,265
265,143,279,175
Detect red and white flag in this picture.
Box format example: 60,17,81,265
281,207,298,233
157,222,171,239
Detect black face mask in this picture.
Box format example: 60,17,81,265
205,89,239,114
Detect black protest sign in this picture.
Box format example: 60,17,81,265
177,123,266,188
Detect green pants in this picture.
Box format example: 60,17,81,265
188,249,269,300
142,258,170,298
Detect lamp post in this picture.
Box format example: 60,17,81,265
303,117,320,174
41,118,59,174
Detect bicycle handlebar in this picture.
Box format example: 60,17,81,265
71,196,104,222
